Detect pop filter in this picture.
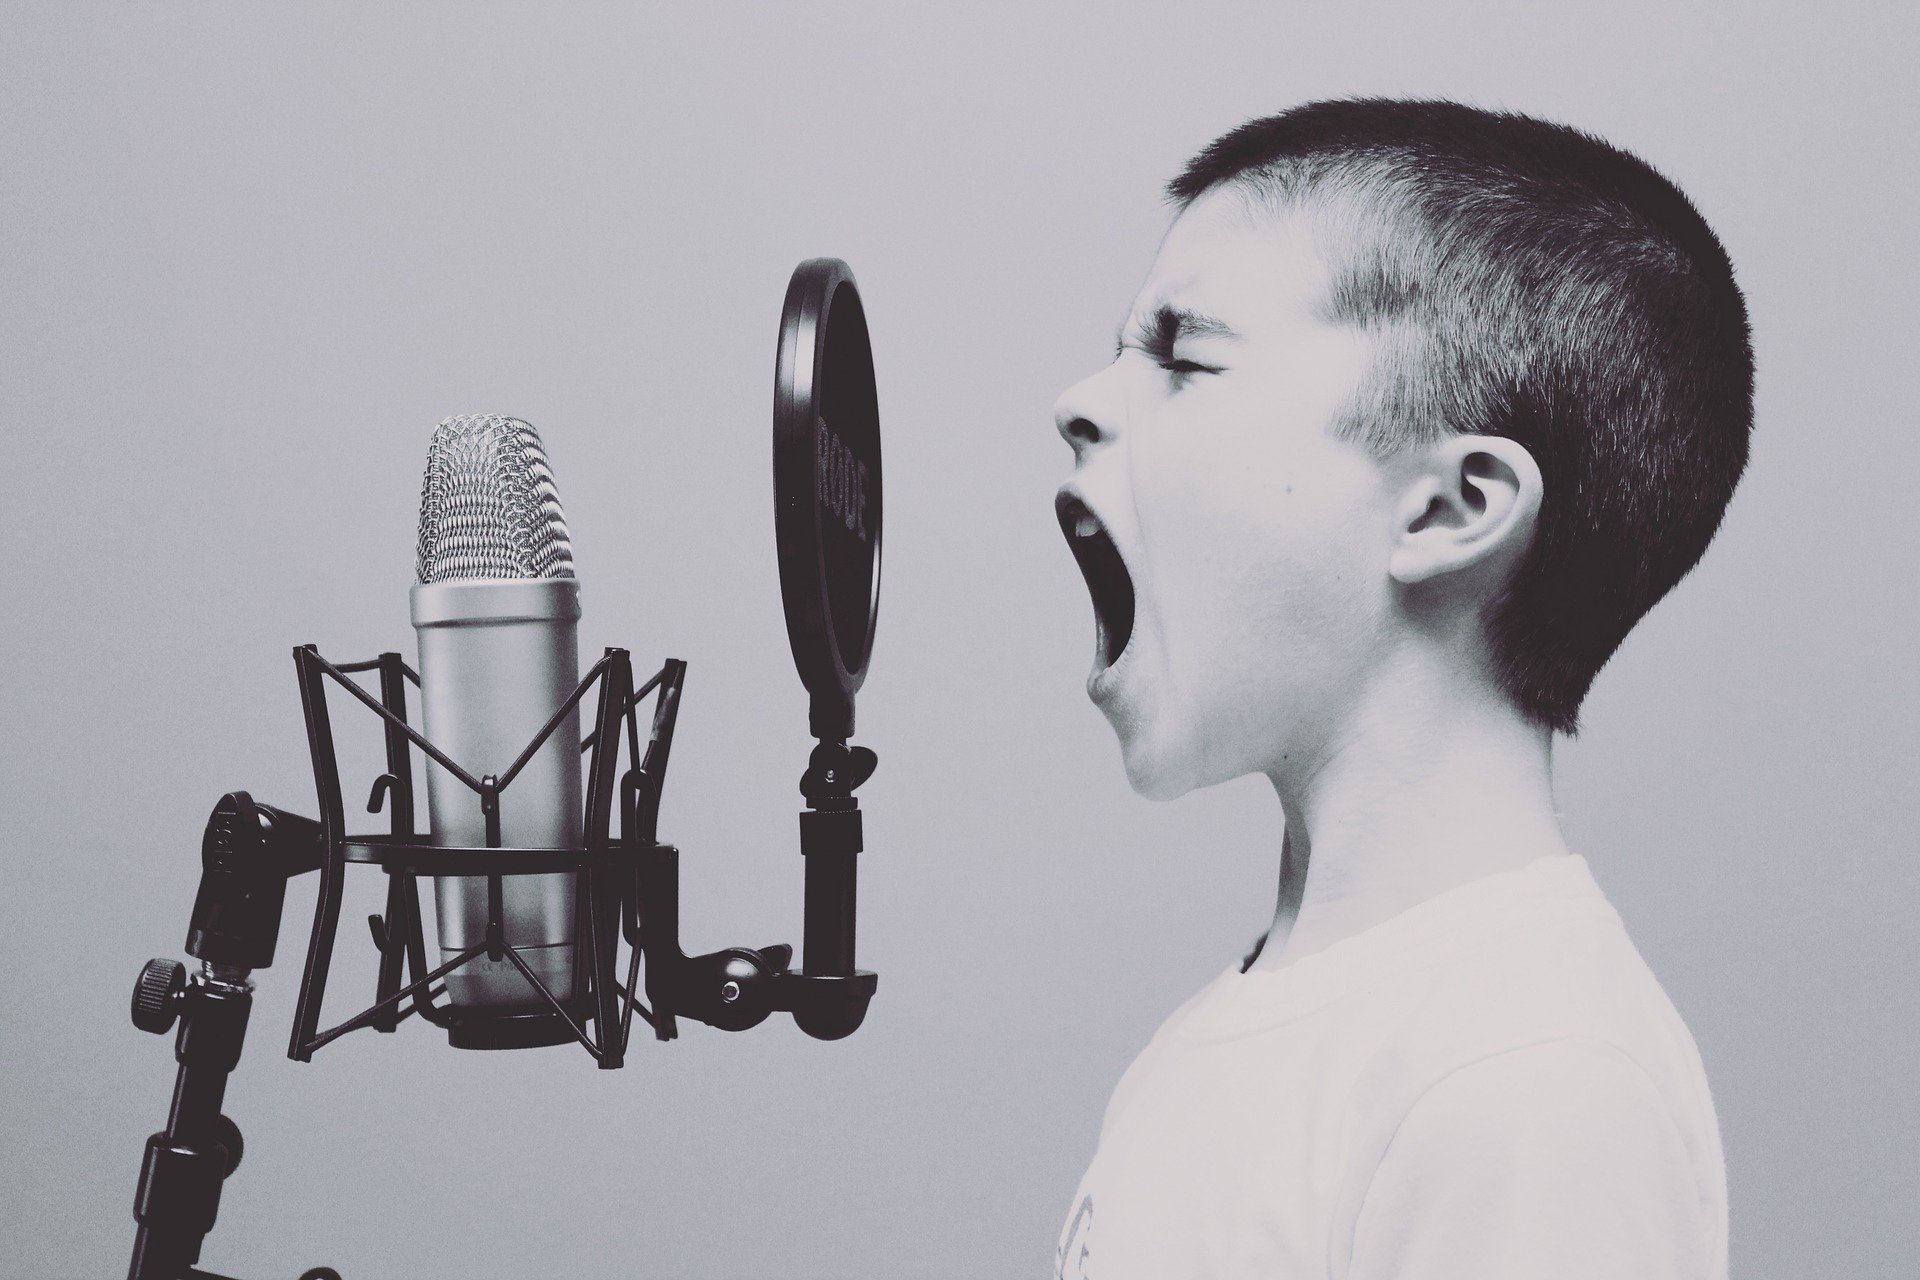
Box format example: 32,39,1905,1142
774,258,882,742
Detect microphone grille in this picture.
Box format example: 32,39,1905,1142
415,415,576,584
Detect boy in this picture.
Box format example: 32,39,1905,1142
1052,99,1749,1279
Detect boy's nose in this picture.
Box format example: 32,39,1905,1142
1054,367,1121,458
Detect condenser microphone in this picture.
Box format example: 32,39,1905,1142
412,414,583,1010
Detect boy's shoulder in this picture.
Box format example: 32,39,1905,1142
1353,854,1709,1098
1137,854,1721,1183
1068,856,1727,1278
1326,854,1729,1277
1156,855,1705,1082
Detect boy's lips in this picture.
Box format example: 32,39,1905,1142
1056,488,1138,681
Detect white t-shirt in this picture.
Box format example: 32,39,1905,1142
1056,854,1726,1279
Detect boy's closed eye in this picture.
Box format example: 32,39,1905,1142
1113,341,1220,383
1156,357,1221,381
1117,303,1238,382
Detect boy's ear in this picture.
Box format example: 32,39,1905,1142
1387,435,1543,589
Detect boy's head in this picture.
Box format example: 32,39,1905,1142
1055,99,1752,798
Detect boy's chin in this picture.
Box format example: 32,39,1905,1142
1123,756,1194,801
1114,709,1271,801
1115,725,1216,801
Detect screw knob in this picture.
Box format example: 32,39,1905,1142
211,1112,245,1176
131,958,186,1034
704,950,776,1032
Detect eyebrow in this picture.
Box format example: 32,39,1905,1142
1115,305,1243,358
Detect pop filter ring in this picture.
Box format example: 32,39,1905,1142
774,257,882,742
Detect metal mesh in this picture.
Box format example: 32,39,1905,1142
415,415,576,584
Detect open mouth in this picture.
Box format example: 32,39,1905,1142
1057,492,1136,670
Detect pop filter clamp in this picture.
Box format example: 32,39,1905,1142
123,259,883,1280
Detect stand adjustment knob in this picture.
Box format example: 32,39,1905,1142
131,958,186,1034
211,1112,244,1176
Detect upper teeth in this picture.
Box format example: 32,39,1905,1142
1075,514,1101,538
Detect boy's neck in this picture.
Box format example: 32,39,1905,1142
1246,663,1567,974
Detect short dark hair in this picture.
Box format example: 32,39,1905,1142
1169,99,1753,733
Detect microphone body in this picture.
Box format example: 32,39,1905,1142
411,414,583,1011
413,579,582,1007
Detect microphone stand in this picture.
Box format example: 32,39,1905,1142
125,651,879,1280
126,794,337,1280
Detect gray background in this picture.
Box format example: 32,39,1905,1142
3,3,1914,1277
